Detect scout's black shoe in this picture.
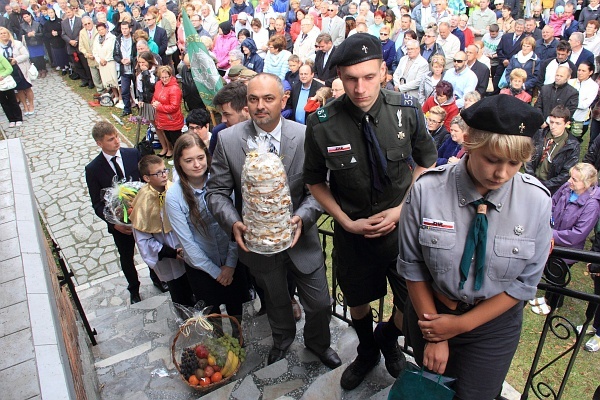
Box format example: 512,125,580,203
153,281,169,293
340,353,380,390
374,322,407,378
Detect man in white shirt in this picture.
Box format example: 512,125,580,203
393,39,429,98
437,21,461,69
253,0,274,27
294,16,320,62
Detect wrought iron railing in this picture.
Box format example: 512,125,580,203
522,247,600,400
318,215,600,399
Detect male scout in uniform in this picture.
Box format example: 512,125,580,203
303,33,438,390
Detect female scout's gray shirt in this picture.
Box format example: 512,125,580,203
397,157,552,304
165,181,237,279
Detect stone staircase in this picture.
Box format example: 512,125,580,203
77,265,521,400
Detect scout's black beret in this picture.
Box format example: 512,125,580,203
328,33,382,69
460,94,544,137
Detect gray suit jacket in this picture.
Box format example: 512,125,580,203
61,16,83,54
206,118,324,274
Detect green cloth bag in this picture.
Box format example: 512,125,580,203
388,362,456,400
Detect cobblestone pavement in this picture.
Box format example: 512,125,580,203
1,71,142,287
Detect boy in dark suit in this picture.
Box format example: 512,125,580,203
85,121,166,304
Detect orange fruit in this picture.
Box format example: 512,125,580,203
188,375,200,386
199,377,211,387
211,372,223,383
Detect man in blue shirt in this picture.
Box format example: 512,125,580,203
291,64,323,124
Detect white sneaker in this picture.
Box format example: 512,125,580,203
529,297,546,306
114,100,125,109
585,335,600,352
577,325,596,335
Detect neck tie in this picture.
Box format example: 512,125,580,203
513,35,518,45
458,199,489,291
111,156,125,180
540,138,554,162
302,33,307,41
362,115,389,192
259,132,278,155
70,18,74,30
88,30,92,39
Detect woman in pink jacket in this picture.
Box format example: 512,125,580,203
213,21,239,73
152,65,184,158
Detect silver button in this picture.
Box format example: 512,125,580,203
462,295,467,300
431,238,438,244
460,199,466,205
512,247,519,254
498,203,502,207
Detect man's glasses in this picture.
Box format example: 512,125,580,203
328,8,335,11
380,32,389,36
147,169,170,177
187,125,205,131
454,59,465,63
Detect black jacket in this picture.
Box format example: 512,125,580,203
314,46,337,87
180,64,206,111
290,79,323,122
534,82,579,120
84,147,141,233
137,69,156,103
583,133,600,172
113,34,137,74
524,130,580,194
536,58,576,88
43,18,65,48
469,60,490,96
20,21,42,47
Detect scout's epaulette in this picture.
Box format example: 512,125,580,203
520,173,551,197
382,90,419,108
314,99,343,123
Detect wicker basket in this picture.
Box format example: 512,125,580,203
171,313,243,391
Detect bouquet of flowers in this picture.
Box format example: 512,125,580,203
102,180,145,226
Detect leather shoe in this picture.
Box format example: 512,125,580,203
340,353,380,390
267,347,287,365
291,298,302,321
307,347,342,369
121,111,132,117
154,281,169,293
79,82,88,87
130,293,141,304
88,84,95,89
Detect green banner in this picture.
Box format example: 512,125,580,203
182,9,223,109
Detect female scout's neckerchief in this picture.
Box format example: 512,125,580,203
130,181,173,234
458,198,489,291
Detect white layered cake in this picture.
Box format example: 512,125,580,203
241,151,293,254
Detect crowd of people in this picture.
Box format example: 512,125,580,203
1,0,593,396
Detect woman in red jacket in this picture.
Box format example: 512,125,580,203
152,65,184,158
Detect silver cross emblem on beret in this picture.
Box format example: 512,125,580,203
519,123,525,134
362,45,368,53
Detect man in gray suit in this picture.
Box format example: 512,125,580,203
61,7,91,87
206,73,341,369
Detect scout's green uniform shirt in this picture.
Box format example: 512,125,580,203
303,90,438,220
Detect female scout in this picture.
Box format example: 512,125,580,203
397,95,552,399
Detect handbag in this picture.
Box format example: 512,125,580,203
387,363,456,400
134,116,155,156
0,75,17,91
28,63,38,81
498,70,508,89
